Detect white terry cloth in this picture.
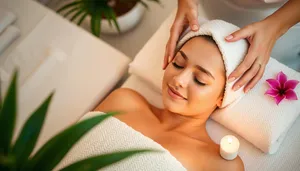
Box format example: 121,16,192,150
55,111,187,171
0,25,20,55
0,8,17,34
177,19,248,108
211,58,300,154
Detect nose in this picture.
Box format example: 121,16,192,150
173,69,192,89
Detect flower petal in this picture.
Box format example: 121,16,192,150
284,80,299,90
285,89,298,100
275,94,285,105
265,88,279,97
266,79,280,90
277,71,287,87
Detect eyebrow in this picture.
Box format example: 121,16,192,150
179,50,215,80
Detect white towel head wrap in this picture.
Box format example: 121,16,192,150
176,19,249,108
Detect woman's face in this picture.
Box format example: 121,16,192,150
162,36,226,116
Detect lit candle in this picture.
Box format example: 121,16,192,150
220,135,240,160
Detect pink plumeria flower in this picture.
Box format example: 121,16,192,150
265,71,299,105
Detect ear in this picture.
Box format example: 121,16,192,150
216,96,223,108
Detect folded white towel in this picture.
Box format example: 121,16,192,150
0,25,20,55
0,9,17,34
55,112,186,171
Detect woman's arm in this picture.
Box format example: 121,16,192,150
216,155,245,171
163,0,200,69
226,0,300,93
266,0,300,35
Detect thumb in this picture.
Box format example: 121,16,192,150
225,25,253,42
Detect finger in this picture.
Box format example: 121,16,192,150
244,64,266,93
168,21,185,61
164,15,184,69
163,42,170,69
186,9,199,31
228,45,258,82
243,50,270,91
232,60,261,92
225,25,253,42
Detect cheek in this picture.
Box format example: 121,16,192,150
187,85,220,109
188,86,206,105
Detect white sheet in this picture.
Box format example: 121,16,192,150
0,8,17,34
55,111,186,171
122,75,300,171
0,25,20,55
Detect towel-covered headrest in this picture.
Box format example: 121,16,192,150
176,19,249,108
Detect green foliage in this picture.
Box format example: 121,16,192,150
57,0,161,36
0,70,154,170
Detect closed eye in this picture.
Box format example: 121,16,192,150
172,62,184,69
194,77,206,86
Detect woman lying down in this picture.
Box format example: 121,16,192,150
95,20,246,171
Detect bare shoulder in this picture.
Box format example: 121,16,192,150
211,145,244,171
94,88,150,113
201,144,245,171
217,155,244,171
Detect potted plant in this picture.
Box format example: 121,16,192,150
0,71,152,171
57,0,161,36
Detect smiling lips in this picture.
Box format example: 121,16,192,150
168,85,187,100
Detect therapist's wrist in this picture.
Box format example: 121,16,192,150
262,17,287,39
264,0,300,37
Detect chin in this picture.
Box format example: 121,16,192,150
162,90,185,113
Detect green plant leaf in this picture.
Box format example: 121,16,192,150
77,12,88,26
59,150,155,171
63,6,80,18
103,9,112,27
0,79,2,112
11,92,54,168
26,112,118,171
108,8,121,33
70,9,85,22
90,9,102,37
57,1,82,13
0,153,16,169
90,14,96,36
0,71,17,155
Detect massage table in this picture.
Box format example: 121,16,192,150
1,0,300,170
119,5,300,169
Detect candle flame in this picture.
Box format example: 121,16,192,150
228,137,233,144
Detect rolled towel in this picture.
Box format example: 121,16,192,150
0,9,17,34
55,111,186,171
0,25,20,55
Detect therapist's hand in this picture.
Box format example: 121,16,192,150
225,18,284,93
163,0,199,69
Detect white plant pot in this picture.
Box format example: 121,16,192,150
101,3,146,34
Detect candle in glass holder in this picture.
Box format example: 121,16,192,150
220,135,240,160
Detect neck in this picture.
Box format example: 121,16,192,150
151,106,214,142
